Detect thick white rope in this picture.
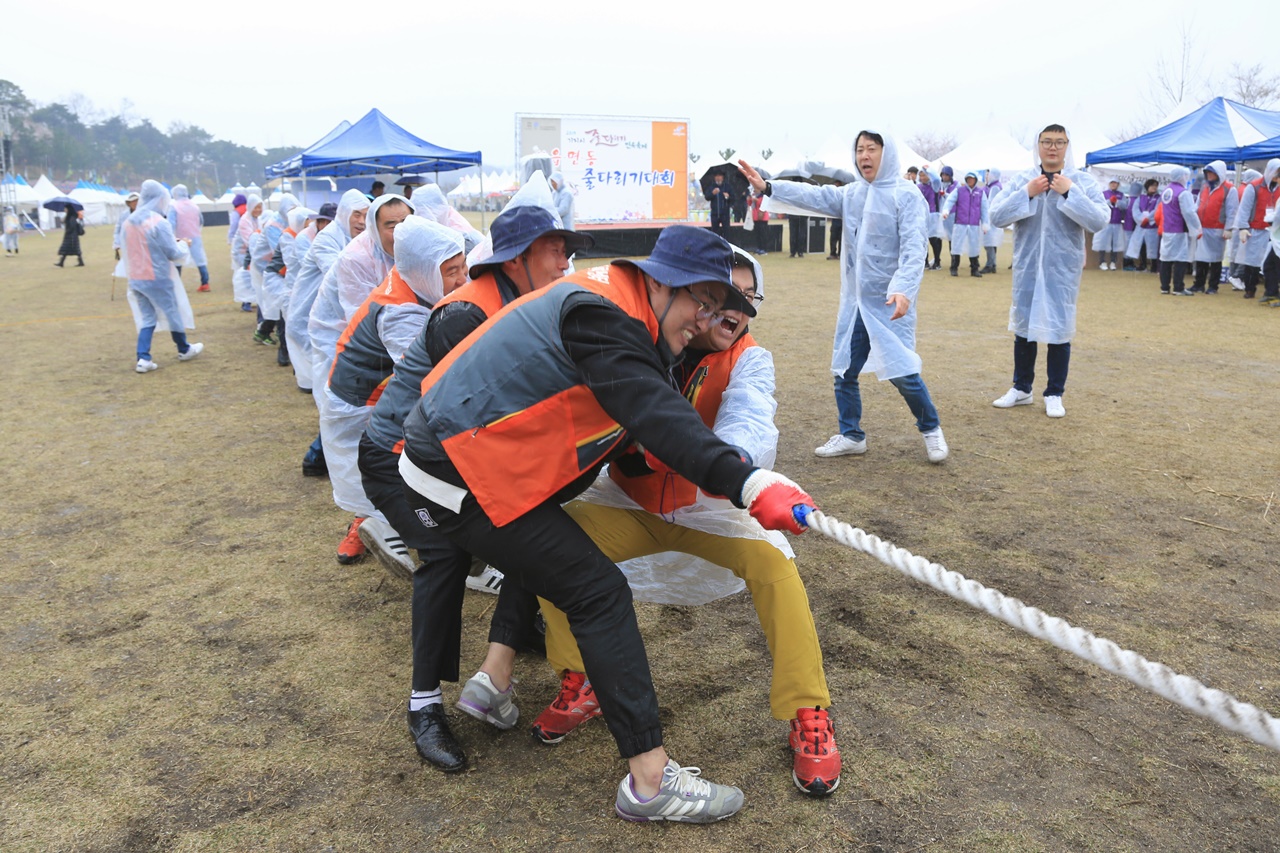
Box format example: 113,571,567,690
803,509,1280,753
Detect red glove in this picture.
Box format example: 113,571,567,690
740,470,816,535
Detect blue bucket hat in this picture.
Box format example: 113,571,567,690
614,225,755,317
469,205,594,278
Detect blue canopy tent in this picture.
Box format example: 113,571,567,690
264,119,352,179
1085,98,1280,166
1237,134,1280,162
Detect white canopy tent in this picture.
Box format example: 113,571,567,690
934,130,1033,177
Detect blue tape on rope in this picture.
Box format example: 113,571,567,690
792,504,813,528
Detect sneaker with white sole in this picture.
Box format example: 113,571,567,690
1230,277,1245,291
814,434,867,458
922,427,948,463
136,358,159,373
615,759,744,823
992,388,1032,408
457,671,519,729
1045,396,1066,418
357,516,417,581
465,564,504,595
178,342,204,362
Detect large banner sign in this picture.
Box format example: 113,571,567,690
516,114,689,223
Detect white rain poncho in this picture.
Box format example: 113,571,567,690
1157,166,1202,264
989,127,1109,344
983,169,1005,248
1091,182,1128,253
410,184,482,251
769,131,929,380
2,208,17,252
1234,158,1280,268
168,185,207,267
941,171,990,257
550,171,576,230
1195,161,1238,263
124,180,194,334
464,171,572,272
251,194,297,320
318,211,455,521
286,189,369,392
574,248,790,605
232,194,261,303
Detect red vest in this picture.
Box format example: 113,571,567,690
419,265,660,526
432,270,507,319
610,333,757,514
1196,182,1233,229
1247,178,1280,231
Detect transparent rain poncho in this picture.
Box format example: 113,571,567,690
464,170,570,272
983,168,1005,248
768,131,929,380
124,180,194,333
287,188,370,392
231,193,262,303
574,246,789,605
381,217,466,361
411,184,481,251
1156,165,1201,264
550,170,575,230
941,170,990,257
1195,159,1238,262
167,184,207,266
1235,158,1280,267
989,126,1110,344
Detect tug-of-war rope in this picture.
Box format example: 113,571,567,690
797,507,1280,753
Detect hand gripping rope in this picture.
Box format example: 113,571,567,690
792,506,1280,753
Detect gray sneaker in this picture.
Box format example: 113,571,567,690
456,671,518,729
615,760,744,823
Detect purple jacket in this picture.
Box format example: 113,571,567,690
1122,198,1137,232
953,185,984,226
1136,194,1159,229
1161,183,1187,234
1104,189,1125,225
917,181,937,212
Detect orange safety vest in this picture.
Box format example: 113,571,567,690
610,333,757,514
1196,181,1233,229
431,269,507,319
1247,178,1280,231
328,267,425,407
415,265,659,527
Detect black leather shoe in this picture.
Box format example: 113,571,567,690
409,705,468,772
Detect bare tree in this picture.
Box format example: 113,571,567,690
905,131,957,161
1110,20,1209,142
1226,62,1280,108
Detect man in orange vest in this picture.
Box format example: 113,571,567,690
1191,161,1236,294
1233,158,1280,302
398,226,815,822
531,247,842,797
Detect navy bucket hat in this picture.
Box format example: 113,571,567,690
469,206,594,279
615,225,756,317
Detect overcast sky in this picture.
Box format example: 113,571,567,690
7,0,1272,181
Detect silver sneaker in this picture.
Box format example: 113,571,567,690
615,759,744,823
992,388,1032,408
922,427,948,463
814,434,867,458
357,516,417,581
456,671,518,729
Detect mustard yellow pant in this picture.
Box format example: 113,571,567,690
540,501,830,721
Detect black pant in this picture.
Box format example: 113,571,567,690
1193,261,1221,292
1160,261,1188,292
403,453,663,759
829,219,843,256
360,438,536,693
788,216,808,256
1013,336,1070,398
928,237,942,265
1265,251,1280,299
754,220,770,252
710,210,730,241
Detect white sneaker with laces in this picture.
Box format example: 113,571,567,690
178,342,204,361
922,428,948,463
1098,262,1107,271
357,516,417,581
136,358,159,373
1108,262,1117,270
814,434,867,458
992,388,1032,408
1045,396,1066,418
1230,277,1245,291
465,564,504,595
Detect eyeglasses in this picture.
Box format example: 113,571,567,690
682,287,724,321
1038,138,1069,149
741,289,764,307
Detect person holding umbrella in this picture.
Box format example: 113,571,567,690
53,199,85,267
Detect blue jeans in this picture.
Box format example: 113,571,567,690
136,325,189,361
1013,336,1070,397
835,314,940,440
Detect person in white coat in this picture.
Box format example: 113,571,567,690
940,170,990,278
981,168,1005,273
738,130,948,464
550,171,575,231
989,124,1109,418
1233,158,1280,302
1156,165,1202,296
233,194,262,311
123,180,204,373
1190,161,1236,294
168,185,209,290
2,206,18,255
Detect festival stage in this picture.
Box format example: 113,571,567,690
576,220,783,258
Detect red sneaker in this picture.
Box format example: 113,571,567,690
531,671,601,744
196,284,211,292
789,707,841,795
337,517,367,565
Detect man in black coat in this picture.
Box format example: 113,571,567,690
705,173,733,241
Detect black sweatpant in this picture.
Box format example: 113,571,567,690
1160,261,1188,293
402,453,664,759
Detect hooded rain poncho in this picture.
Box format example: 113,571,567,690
124,180,194,334
232,193,262,303
941,170,990,257
550,170,576,230
1194,160,1238,263
768,131,929,380
167,184,207,267
983,169,1005,248
989,127,1109,344
1157,166,1202,264
410,184,482,251
1234,158,1280,268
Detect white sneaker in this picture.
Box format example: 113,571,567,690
992,388,1032,408
1108,262,1117,270
178,342,204,361
1099,262,1108,271
465,564,504,595
814,434,867,458
922,428,948,463
1045,396,1066,418
135,358,159,373
1230,277,1245,291
357,516,417,581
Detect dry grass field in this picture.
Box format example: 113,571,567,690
2,221,1279,852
